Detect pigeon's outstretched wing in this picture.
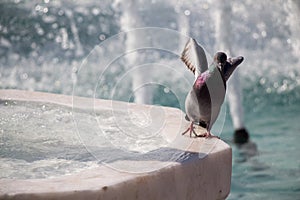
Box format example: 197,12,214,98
181,38,208,79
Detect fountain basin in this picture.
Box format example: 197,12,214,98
0,90,232,200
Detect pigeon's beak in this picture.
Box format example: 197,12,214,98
222,56,244,81
229,56,244,67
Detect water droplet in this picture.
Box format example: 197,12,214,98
252,32,259,39
35,5,42,11
77,16,83,23
31,42,37,49
184,10,191,16
52,23,58,29
47,32,54,39
37,27,45,36
278,84,287,93
43,7,48,13
92,8,100,16
259,78,266,85
99,34,106,41
58,10,64,16
43,15,56,23
72,67,78,73
21,73,28,80
163,87,170,93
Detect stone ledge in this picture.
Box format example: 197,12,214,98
0,90,232,200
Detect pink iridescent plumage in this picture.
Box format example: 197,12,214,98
195,71,211,88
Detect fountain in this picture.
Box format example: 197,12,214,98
0,90,232,199
1,0,299,199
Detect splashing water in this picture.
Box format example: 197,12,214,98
0,0,300,199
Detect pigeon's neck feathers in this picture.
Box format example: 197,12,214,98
194,71,211,88
208,62,218,73
194,64,217,88
194,63,226,89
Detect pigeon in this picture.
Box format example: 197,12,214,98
181,38,244,138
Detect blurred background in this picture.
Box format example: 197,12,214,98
0,0,300,199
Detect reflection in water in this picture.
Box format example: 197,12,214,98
235,141,258,163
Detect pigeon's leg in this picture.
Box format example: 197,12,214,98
182,122,197,137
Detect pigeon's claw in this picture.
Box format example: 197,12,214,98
202,131,220,139
182,123,220,139
182,122,198,137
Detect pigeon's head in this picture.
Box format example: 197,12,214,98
214,52,227,67
214,51,244,82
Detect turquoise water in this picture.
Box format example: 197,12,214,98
224,83,300,199
1,0,300,199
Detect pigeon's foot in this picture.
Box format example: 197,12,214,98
200,131,220,139
182,124,220,139
182,123,198,137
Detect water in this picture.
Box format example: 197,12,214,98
0,98,174,178
1,0,300,199
224,90,300,199
0,100,98,179
0,99,199,177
